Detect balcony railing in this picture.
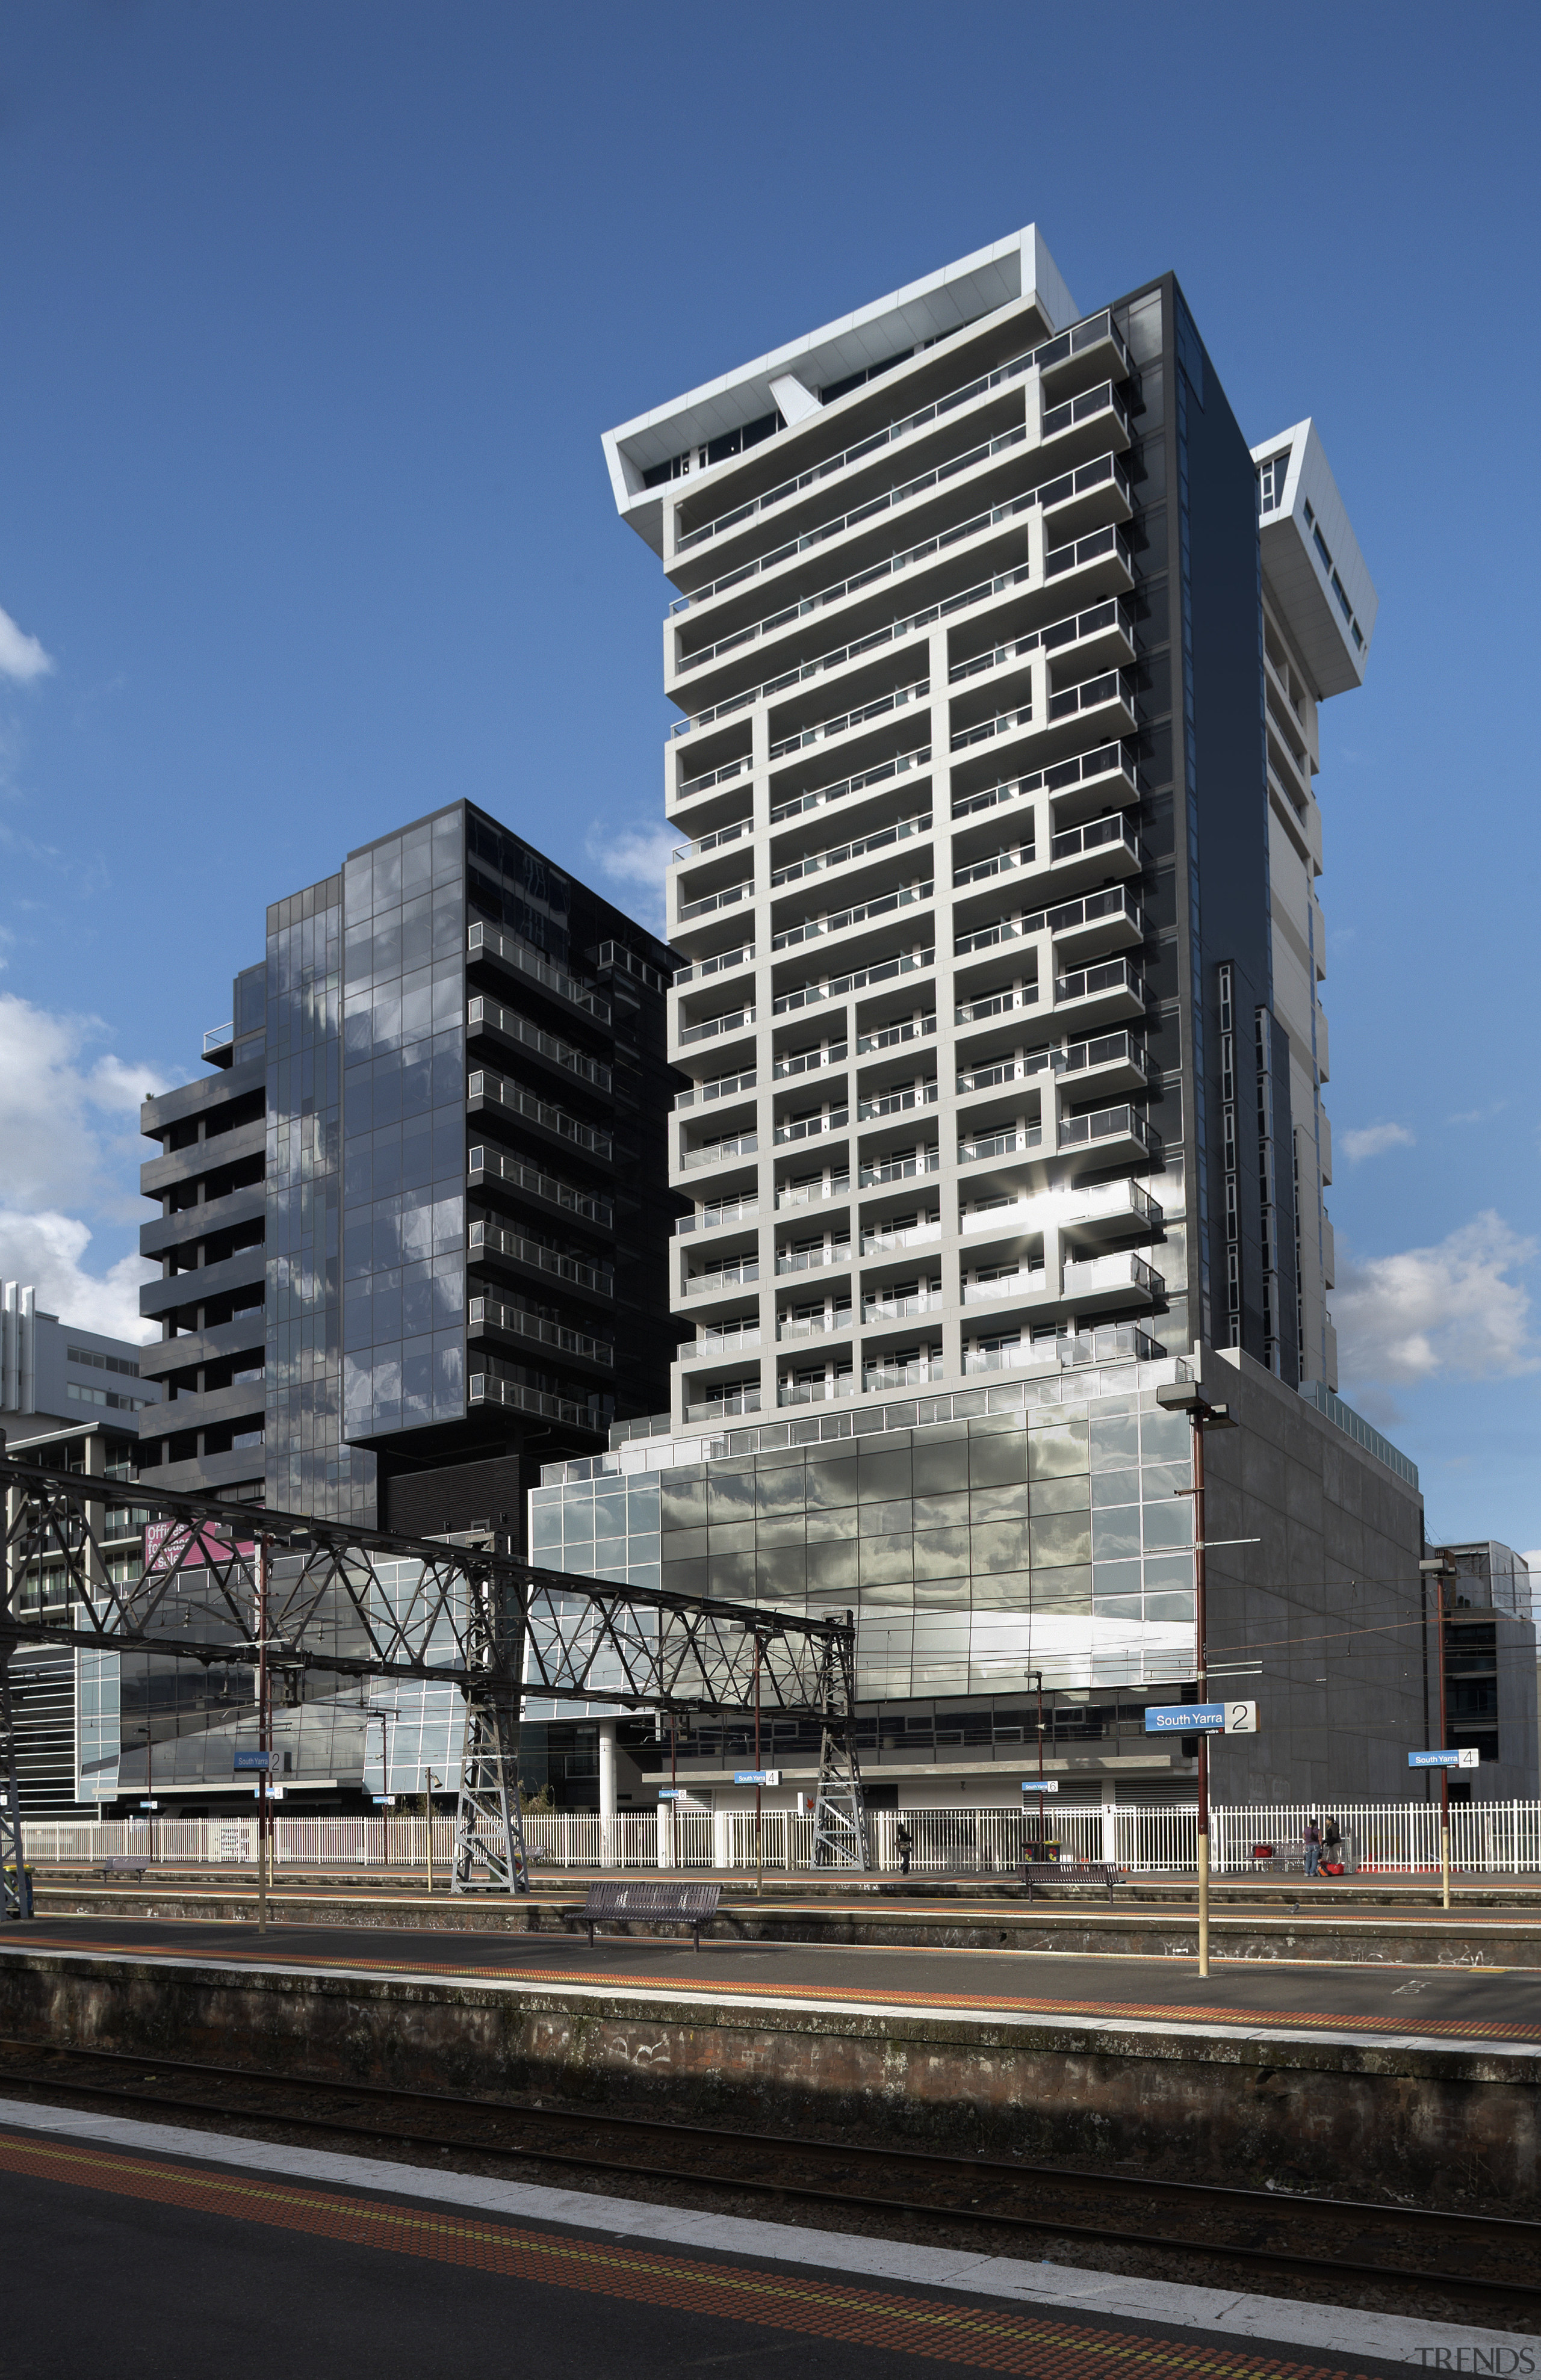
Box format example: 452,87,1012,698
777,1311,852,1341
955,986,1038,1028
675,1194,758,1235
670,564,1034,738
948,596,1135,685
467,923,610,1024
952,843,1033,890
964,1327,1164,1378
677,755,751,800
777,1175,849,1208
203,1022,234,1054
957,885,1139,960
1062,1251,1163,1299
775,1242,852,1275
469,1297,614,1367
857,1015,936,1055
464,1149,613,1228
674,312,1129,554
467,1220,613,1297
1046,668,1134,727
674,817,752,864
861,1293,943,1324
950,739,1138,827
675,494,1038,673
467,1078,612,1159
773,1111,847,1145
685,1261,761,1293
671,429,1029,618
1050,812,1139,867
1041,380,1129,444
858,1151,940,1187
678,879,752,923
964,1269,1046,1303
862,1358,944,1391
688,1323,763,1357
950,703,1033,755
958,1127,1044,1163
686,1386,763,1420
770,811,930,888
771,880,932,954
470,1373,599,1430
772,947,935,1018
674,944,754,988
674,1069,757,1111
772,1043,847,1081
860,1216,941,1255
1046,524,1134,584
769,678,929,762
769,748,931,827
1055,959,1144,1008
681,1131,758,1170
677,1006,756,1048
777,1376,856,1406
960,1031,1146,1098
1058,1104,1160,1157
467,1000,612,1091
857,1084,937,1122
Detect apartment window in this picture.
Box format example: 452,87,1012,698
68,1347,140,1378
1257,451,1290,515
67,1382,146,1413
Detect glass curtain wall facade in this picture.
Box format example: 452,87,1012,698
340,811,470,1451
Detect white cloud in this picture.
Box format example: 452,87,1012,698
1334,1211,1539,1390
0,994,170,1342
1341,1121,1415,1163
0,1209,155,1344
0,992,169,1219
586,819,674,938
0,604,53,684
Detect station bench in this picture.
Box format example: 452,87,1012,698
1022,1861,1123,1903
99,1856,150,1882
580,1878,722,1951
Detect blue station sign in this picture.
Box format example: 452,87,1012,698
1144,1703,1226,1734
232,1749,270,1771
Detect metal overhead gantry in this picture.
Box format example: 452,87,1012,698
0,1452,870,1915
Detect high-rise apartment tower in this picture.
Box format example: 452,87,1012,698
602,228,1374,1427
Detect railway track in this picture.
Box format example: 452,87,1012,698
0,2035,1536,2317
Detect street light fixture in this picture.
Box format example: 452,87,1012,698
1156,1380,1239,1977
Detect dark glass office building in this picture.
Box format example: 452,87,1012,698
136,800,681,1541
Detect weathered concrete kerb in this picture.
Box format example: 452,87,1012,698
0,1945,1535,2215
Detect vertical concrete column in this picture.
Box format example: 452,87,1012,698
598,1719,618,1868
712,1807,731,1870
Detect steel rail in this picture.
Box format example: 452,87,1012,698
0,2038,1536,2308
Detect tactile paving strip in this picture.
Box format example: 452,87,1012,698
0,2128,1383,2378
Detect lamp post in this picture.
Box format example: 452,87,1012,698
1419,1558,1457,1910
424,1769,441,1894
365,1706,398,1867
1156,1382,1239,1979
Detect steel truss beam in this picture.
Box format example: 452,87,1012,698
0,1457,869,1905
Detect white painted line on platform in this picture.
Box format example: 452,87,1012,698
0,2093,1523,2369
1,1938,1533,2057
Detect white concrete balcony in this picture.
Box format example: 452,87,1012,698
684,1383,763,1423
677,1130,758,1175
1040,379,1131,457
858,1216,941,1257
1057,1102,1161,1176
954,986,1040,1036
1044,666,1138,746
963,1319,1162,1378
952,843,1034,895
772,1109,848,1148
1038,452,1133,540
674,815,753,866
771,945,935,1021
677,877,753,926
861,1356,945,1392
770,879,933,955
777,1308,853,1343
963,1265,1047,1306
769,811,931,893
861,1289,944,1325
775,1173,850,1213
858,1148,941,1190
1057,1178,1164,1247
674,1194,758,1238
674,1003,756,1054
948,596,1136,692
686,1322,763,1361
1041,812,1141,898
768,678,929,765
953,885,1140,968
1043,524,1135,606
674,942,754,989
855,1015,937,1060
772,1042,848,1084
682,1260,761,1305
857,1082,938,1124
1061,1250,1164,1312
672,1068,757,1116
958,1125,1044,1168
775,1240,852,1278
777,1374,857,1408
1052,957,1145,1027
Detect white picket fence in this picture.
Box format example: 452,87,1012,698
20,1798,1541,1876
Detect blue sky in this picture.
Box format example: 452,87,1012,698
0,1,1536,1553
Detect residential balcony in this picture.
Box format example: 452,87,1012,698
466,924,612,1027
953,885,1141,967
772,1110,848,1148
466,1220,614,1302
677,1130,758,1174
769,811,932,893
772,945,935,1021
775,1241,853,1277
1057,1178,1164,1247
963,1320,1163,1377
676,751,752,803
772,1042,848,1083
685,1385,763,1422
775,1174,850,1212
861,1357,945,1392
777,1376,856,1408
768,677,929,764
857,1083,938,1123
858,1149,941,1190
1057,1102,1162,1175
1043,524,1135,605
1053,957,1145,1027
948,596,1136,691
776,1308,852,1341
1040,379,1131,459
856,1015,937,1058
951,842,1035,893
685,1322,764,1361
683,1255,760,1296
957,1031,1148,1103
951,741,1138,840
958,1126,1044,1167
963,1265,1047,1306
1061,1249,1164,1312
674,1195,758,1238
771,879,933,955
1045,666,1137,744
1037,452,1132,540
674,1003,757,1053
769,746,932,833
465,1078,612,1161
673,1068,757,1114
674,942,755,989
466,1148,615,1231
466,1003,612,1092
673,815,753,866
859,1216,942,1256
677,877,753,926
1041,811,1141,898
861,1290,944,1324
955,986,1040,1034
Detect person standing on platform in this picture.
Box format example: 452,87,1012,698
896,1820,913,1878
1322,1816,1342,1873
1303,1816,1322,1879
